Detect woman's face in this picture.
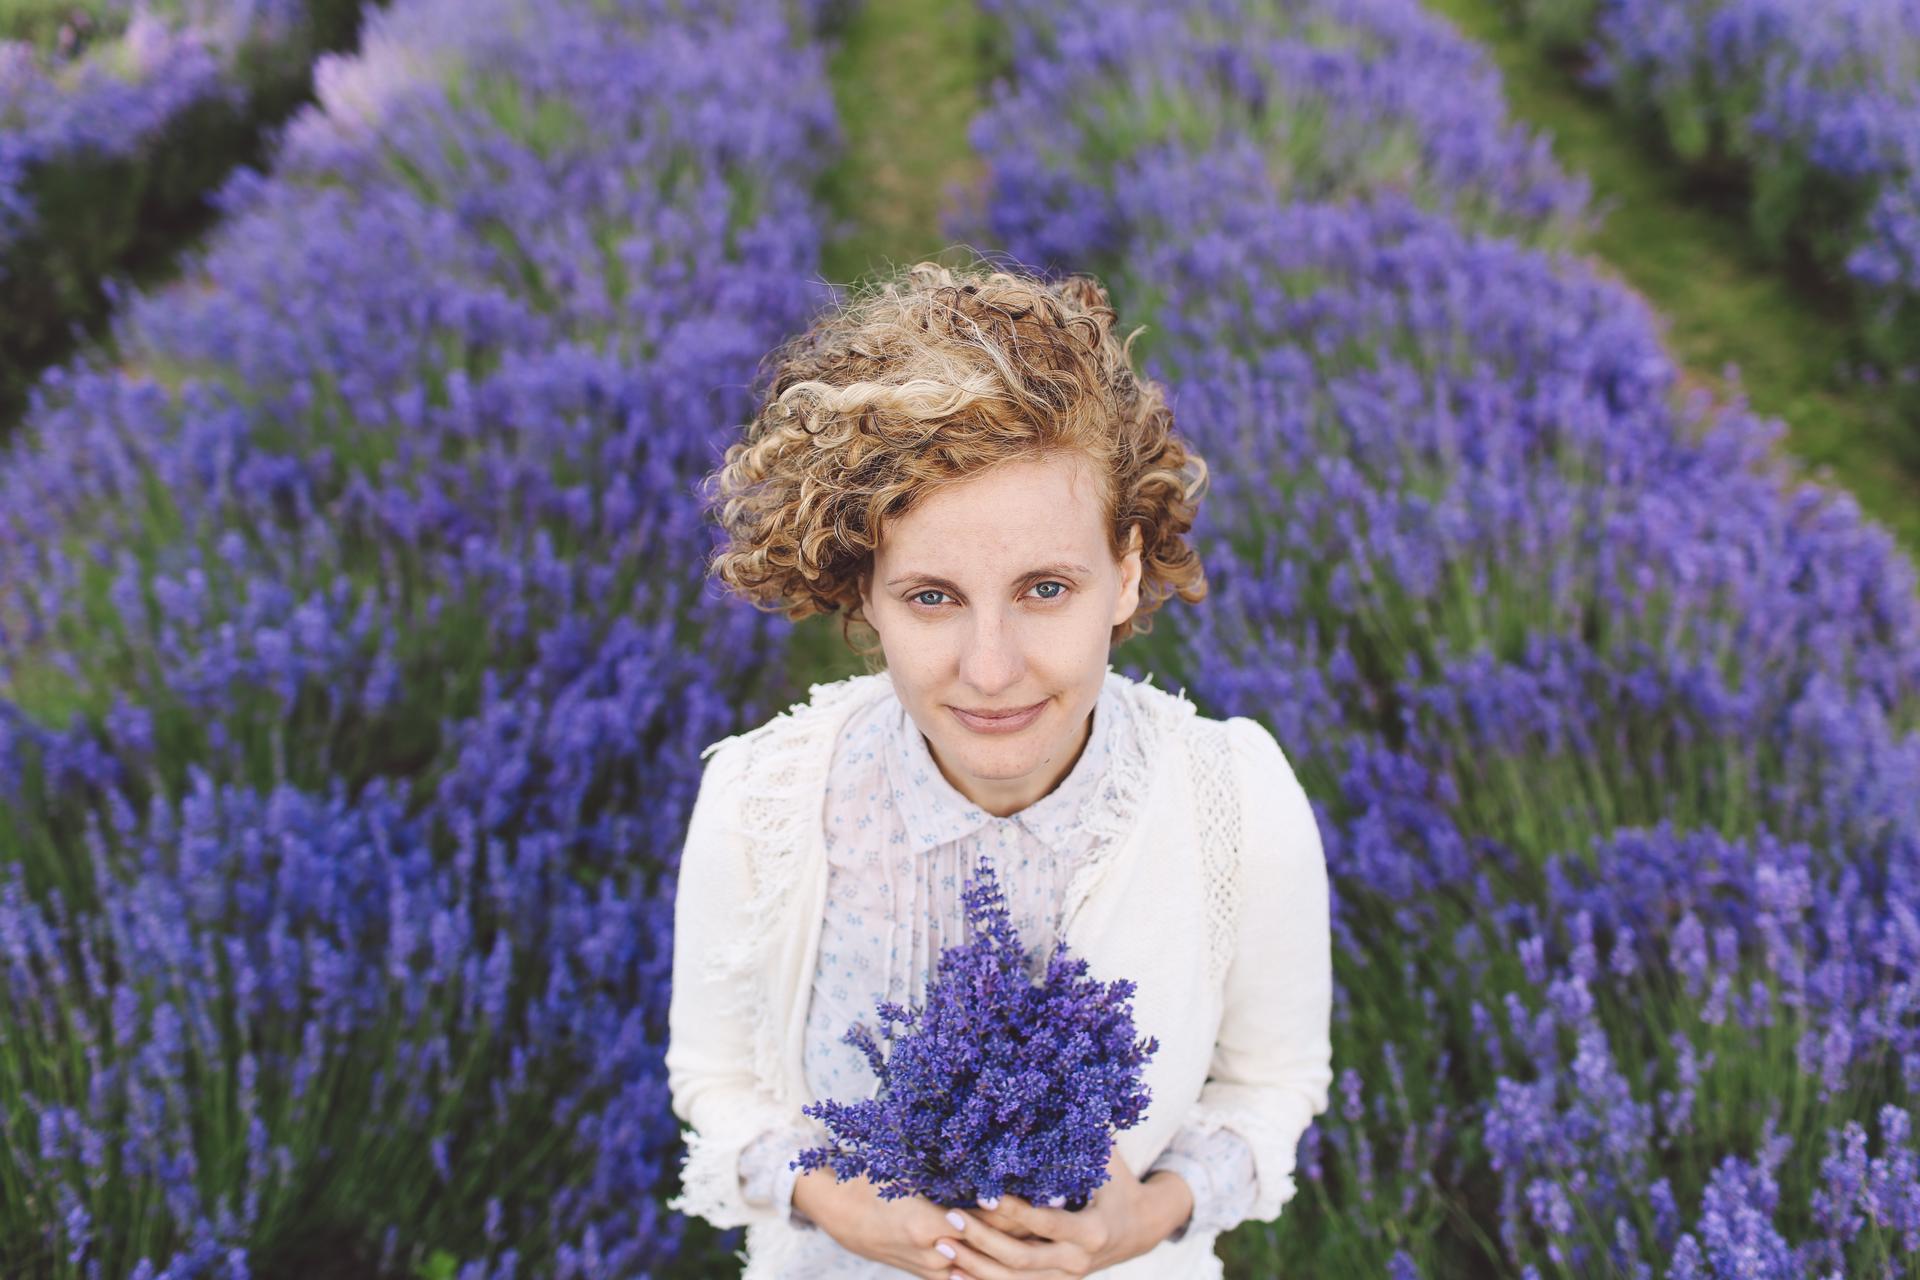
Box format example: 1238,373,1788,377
857,451,1143,819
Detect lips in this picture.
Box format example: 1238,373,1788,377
949,698,1048,734
956,701,1044,719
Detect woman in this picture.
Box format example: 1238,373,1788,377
666,260,1332,1279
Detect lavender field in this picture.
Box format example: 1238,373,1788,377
0,0,1916,1276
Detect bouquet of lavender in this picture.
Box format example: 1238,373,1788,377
794,853,1159,1211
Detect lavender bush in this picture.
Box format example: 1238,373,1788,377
0,0,379,429
952,0,1920,1274
1504,0,1920,377
794,855,1158,1213
958,0,1592,301
0,0,848,1274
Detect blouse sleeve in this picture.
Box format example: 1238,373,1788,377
1146,1122,1259,1240
1162,715,1333,1230
739,1119,827,1232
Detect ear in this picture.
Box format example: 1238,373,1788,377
1116,525,1143,619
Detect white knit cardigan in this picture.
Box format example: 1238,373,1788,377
664,669,1334,1278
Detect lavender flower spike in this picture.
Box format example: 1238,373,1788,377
796,853,1160,1211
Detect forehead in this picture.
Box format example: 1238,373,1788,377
880,454,1107,559
902,452,1098,521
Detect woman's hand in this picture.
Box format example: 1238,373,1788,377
932,1149,1189,1279
794,1167,1022,1280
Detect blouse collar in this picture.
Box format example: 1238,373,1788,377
885,674,1123,859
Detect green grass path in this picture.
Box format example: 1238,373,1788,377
1426,0,1920,562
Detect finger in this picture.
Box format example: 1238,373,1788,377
987,1194,1083,1246
972,1214,1037,1240
968,1202,1038,1240
942,1233,1079,1280
939,1236,1022,1280
937,1214,1064,1276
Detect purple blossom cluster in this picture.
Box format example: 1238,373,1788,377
794,855,1158,1212
1546,0,1920,371
953,0,1920,1274
0,1,376,247
0,0,845,1275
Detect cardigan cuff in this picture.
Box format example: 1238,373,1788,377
667,1098,816,1231
740,1118,828,1231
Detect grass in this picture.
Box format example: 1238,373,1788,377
1424,0,1920,563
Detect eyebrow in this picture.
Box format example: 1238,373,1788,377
885,561,1092,590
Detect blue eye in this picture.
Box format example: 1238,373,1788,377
909,581,1071,609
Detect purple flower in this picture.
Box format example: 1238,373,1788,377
795,854,1158,1210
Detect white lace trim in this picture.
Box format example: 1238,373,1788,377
1184,717,1243,990
666,1115,775,1231
696,671,895,1100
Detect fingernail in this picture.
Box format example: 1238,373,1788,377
1047,1194,1066,1207
977,1195,999,1209
945,1210,967,1232
936,1242,957,1260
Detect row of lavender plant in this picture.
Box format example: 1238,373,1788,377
1503,0,1920,379
0,0,376,432
2,0,320,253
952,0,1920,1276
0,0,846,1274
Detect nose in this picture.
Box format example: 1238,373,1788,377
957,602,1024,692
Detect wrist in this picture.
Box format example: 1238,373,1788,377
792,1166,834,1228
794,1166,875,1238
1137,1171,1195,1253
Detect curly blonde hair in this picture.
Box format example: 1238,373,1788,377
697,257,1210,668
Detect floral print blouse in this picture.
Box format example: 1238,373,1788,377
733,672,1258,1271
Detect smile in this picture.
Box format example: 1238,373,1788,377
950,700,1047,734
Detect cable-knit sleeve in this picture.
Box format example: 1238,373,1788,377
1165,715,1333,1231
664,736,815,1231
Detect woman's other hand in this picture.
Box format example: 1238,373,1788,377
934,1148,1192,1279
794,1167,1025,1280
